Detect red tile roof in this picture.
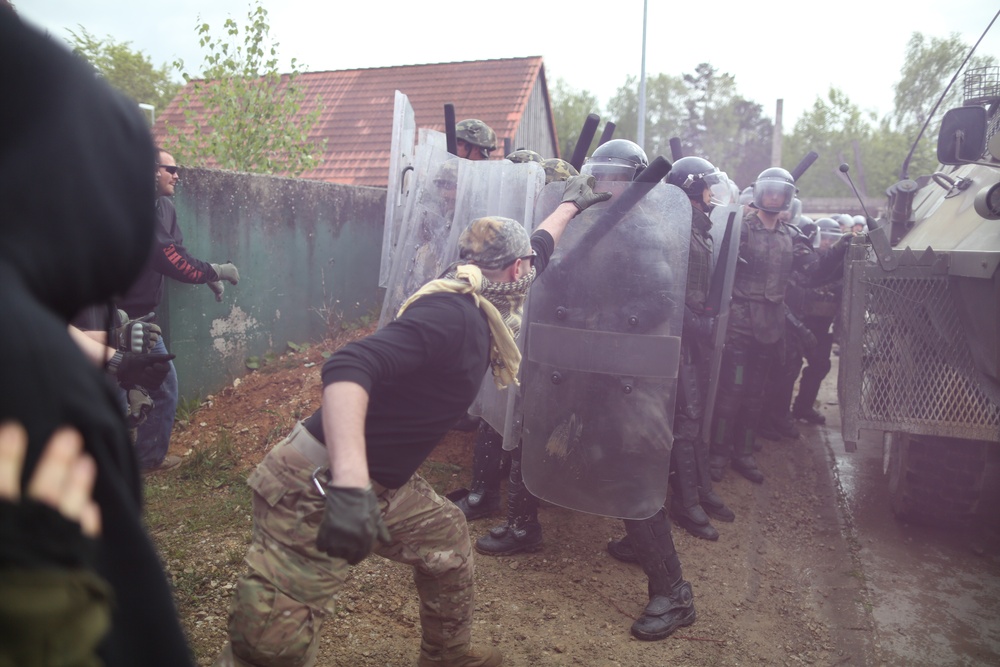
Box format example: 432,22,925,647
152,56,547,187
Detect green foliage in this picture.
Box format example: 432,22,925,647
549,77,603,160
175,395,203,427
165,1,325,176
67,26,179,116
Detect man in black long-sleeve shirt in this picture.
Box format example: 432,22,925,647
214,177,610,667
118,148,241,472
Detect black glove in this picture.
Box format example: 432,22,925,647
115,311,161,353
211,262,240,284
683,306,715,340
107,351,175,389
561,174,612,212
315,482,391,565
206,280,225,302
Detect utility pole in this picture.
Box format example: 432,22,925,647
771,99,783,167
637,0,648,150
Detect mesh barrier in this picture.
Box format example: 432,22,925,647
840,249,1000,443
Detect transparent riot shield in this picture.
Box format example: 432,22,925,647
519,180,692,519
379,152,545,330
379,91,417,289
701,204,743,437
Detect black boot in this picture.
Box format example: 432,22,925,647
668,440,718,541
476,445,542,556
607,535,637,563
694,441,735,522
448,422,504,520
623,509,696,641
732,455,764,484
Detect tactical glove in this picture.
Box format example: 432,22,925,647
125,386,154,426
683,306,715,340
211,262,240,285
107,351,175,389
115,312,161,354
315,481,391,565
206,280,225,302
561,174,612,212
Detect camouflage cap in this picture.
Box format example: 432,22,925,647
506,149,544,164
542,158,579,185
458,216,531,270
455,119,498,151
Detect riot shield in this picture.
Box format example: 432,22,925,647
519,180,692,519
701,204,743,437
379,151,545,329
379,91,417,288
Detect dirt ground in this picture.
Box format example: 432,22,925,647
145,331,876,667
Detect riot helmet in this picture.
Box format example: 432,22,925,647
815,217,841,249
506,149,543,164
542,157,578,184
832,213,854,231
581,139,648,182
752,167,796,213
738,185,754,206
665,156,732,207
851,214,867,232
455,119,497,159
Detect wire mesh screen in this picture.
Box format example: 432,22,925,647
840,253,1000,443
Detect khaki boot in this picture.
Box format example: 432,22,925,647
417,645,503,666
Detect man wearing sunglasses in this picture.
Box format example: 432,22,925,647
116,148,241,473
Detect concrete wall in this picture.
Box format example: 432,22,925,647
161,168,385,401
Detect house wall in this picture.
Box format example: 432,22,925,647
512,75,559,159
160,168,385,401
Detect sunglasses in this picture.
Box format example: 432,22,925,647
158,165,179,175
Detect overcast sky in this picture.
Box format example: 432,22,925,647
18,0,1000,129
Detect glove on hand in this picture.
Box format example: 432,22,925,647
206,280,225,302
116,312,161,354
683,306,715,340
561,174,612,212
108,352,175,389
211,262,240,285
799,327,818,351
315,482,391,565
126,387,154,426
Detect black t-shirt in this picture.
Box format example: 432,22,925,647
303,230,554,488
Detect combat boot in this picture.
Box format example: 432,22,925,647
475,522,542,555
770,413,800,438
606,535,638,563
694,442,736,522
793,405,826,424
448,487,500,521
624,509,696,641
668,440,718,541
417,646,503,667
732,454,764,484
475,446,541,556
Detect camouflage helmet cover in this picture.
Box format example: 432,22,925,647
542,157,579,184
506,149,544,164
458,216,532,270
455,118,498,151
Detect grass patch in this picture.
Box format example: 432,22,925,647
175,395,203,427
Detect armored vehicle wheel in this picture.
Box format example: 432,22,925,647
886,433,987,525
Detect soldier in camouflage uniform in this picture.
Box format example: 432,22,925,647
709,175,850,483
455,119,497,161
213,179,611,667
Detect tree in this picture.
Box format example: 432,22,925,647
67,26,179,116
165,1,324,176
549,77,603,161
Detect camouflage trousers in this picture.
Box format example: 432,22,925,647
217,422,475,667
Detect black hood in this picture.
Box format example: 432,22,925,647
0,12,155,321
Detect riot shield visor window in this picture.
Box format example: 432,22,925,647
581,156,642,182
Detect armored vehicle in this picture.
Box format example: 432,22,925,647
838,66,1000,523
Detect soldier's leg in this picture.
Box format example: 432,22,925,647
730,341,779,484
374,475,500,667
695,438,735,522
622,509,696,641
759,327,802,440
219,424,349,667
476,443,542,555
448,421,503,521
669,429,719,541
793,317,834,423
709,336,751,482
